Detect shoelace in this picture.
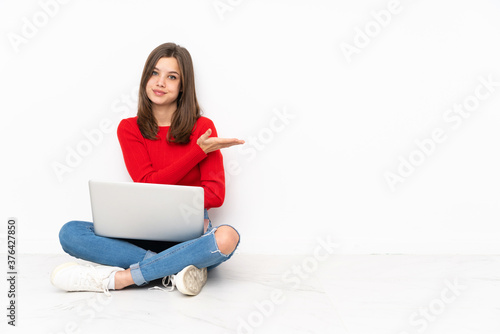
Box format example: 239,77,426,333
79,265,111,297
148,275,176,293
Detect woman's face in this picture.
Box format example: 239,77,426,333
146,57,182,109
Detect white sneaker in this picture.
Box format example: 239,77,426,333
50,262,124,296
162,265,207,296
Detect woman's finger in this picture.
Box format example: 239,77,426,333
197,128,212,146
200,128,212,140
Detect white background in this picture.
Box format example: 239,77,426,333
1,0,500,255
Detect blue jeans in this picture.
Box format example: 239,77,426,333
58,210,239,286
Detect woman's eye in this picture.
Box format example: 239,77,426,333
152,71,158,76
168,75,177,80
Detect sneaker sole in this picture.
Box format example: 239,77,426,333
177,266,207,296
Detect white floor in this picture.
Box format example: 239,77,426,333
2,253,500,334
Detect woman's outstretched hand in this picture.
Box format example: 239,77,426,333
197,128,245,154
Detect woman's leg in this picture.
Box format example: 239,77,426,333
129,223,240,286
59,220,155,268
56,215,240,293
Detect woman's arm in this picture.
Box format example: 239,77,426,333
117,118,207,184
198,124,225,209
196,119,245,208
117,117,244,209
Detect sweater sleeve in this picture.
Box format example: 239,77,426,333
197,119,226,209
117,118,207,185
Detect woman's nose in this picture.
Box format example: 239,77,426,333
156,75,166,87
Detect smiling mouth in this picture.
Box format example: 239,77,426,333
153,89,166,96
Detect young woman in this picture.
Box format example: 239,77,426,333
51,43,244,296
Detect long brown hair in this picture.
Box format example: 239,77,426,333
137,43,201,143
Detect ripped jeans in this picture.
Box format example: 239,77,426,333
58,209,239,286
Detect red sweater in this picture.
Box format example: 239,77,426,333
117,116,225,209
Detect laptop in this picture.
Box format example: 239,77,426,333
89,180,204,242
